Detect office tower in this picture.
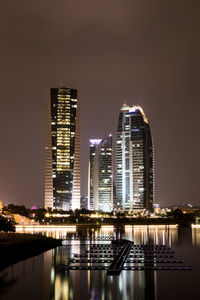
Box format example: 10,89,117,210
45,87,80,210
88,139,102,210
112,183,117,211
88,136,113,212
80,196,88,209
116,104,154,211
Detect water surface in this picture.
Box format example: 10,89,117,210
0,226,200,300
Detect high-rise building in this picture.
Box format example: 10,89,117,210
88,139,102,210
80,196,88,209
116,104,154,211
88,136,113,212
45,87,80,210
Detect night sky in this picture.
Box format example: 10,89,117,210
0,1,200,208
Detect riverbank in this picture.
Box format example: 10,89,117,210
0,233,62,271
18,217,180,227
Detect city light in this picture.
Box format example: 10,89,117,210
89,139,102,145
16,225,76,230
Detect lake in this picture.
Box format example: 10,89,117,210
0,225,200,300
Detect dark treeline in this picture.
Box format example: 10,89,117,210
0,215,15,232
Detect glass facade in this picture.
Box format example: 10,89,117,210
88,139,102,210
88,136,113,212
45,87,80,210
116,105,154,211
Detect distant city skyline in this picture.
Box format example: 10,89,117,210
0,1,199,208
45,96,154,213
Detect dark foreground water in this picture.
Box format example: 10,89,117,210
0,226,200,300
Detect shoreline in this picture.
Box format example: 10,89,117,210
0,233,62,271
0,223,193,271
16,223,178,229
15,223,179,231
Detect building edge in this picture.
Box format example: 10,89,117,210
45,89,53,209
71,90,81,209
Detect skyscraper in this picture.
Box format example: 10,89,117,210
45,87,80,210
116,104,154,211
88,139,102,210
88,136,113,212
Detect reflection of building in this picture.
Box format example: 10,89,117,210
116,104,154,211
143,231,156,300
88,136,113,212
192,227,200,247
45,87,80,210
45,243,82,300
43,231,157,300
125,225,178,246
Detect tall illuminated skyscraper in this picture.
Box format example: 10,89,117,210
88,139,102,210
116,104,154,211
88,136,113,212
45,87,80,210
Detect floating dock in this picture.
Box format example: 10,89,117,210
59,237,192,275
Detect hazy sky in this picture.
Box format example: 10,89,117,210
0,0,200,208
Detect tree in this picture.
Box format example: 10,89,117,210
6,204,29,217
0,215,15,232
33,208,47,222
172,209,184,219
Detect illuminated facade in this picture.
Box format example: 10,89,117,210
116,104,154,211
88,139,102,210
45,87,80,210
88,136,113,212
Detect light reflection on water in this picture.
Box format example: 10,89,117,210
16,226,77,239
1,226,200,300
46,250,155,300
124,226,178,246
35,226,177,300
15,225,179,245
192,227,200,247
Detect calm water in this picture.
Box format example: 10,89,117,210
0,226,200,300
